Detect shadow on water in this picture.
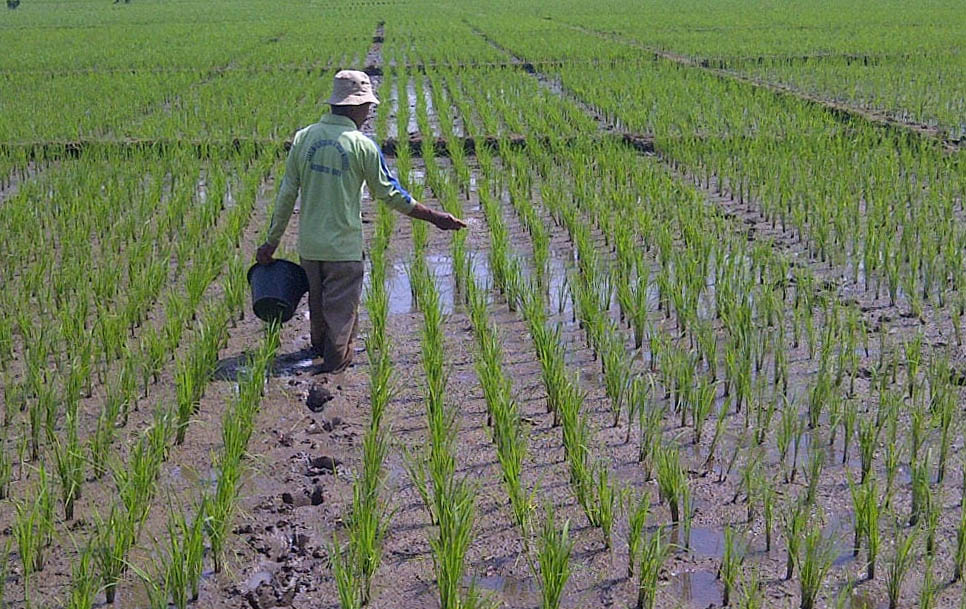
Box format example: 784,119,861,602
214,347,320,381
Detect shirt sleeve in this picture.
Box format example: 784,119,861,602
361,138,415,214
265,134,302,245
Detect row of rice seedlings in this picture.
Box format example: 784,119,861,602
174,298,232,444
426,74,471,196
331,191,398,608
205,322,280,576
396,66,411,142
405,205,479,609
412,68,434,141
501,147,551,293
425,138,541,560
444,132,585,606
470,143,619,551
374,65,393,142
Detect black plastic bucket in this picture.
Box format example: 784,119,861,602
247,260,309,324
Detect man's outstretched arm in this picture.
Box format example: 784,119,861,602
363,141,466,231
407,201,467,230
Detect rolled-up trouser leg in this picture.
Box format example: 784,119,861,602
303,259,365,373
301,259,327,352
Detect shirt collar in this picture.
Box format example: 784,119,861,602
320,113,357,128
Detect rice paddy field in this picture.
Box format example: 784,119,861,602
1,0,965,607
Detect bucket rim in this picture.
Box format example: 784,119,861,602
247,258,305,284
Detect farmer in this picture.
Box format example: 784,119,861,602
256,70,466,373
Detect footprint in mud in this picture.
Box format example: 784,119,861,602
306,383,334,412
307,455,341,475
281,485,324,507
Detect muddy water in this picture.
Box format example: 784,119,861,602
423,76,442,138
668,569,724,607
407,80,419,135
386,251,493,316
684,526,726,559
462,574,540,606
547,252,574,316
389,261,415,314
823,508,857,567
388,80,399,137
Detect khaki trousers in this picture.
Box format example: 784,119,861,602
300,258,364,373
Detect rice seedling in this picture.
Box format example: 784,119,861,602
638,389,665,472
587,462,618,548
88,413,115,480
783,499,808,581
718,526,745,606
537,507,573,609
857,416,879,484
803,441,824,507
909,451,931,527
0,437,11,500
796,528,835,609
601,333,631,428
14,484,49,607
67,544,99,609
956,496,966,582
840,400,857,465
621,490,651,581
112,431,163,532
849,474,879,579
919,555,936,609
735,567,765,609
331,532,362,609
934,388,956,484
635,526,670,609
758,475,777,552
886,522,918,609
654,442,691,547
431,475,478,609
691,377,716,445
923,482,942,558
165,501,207,607
92,504,137,604
777,403,800,483
0,539,9,608
50,412,84,520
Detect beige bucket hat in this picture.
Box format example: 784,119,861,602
327,70,380,106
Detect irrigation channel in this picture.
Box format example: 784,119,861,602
3,2,966,609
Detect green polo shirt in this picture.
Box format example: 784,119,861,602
265,114,414,261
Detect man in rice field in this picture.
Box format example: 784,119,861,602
256,70,466,374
